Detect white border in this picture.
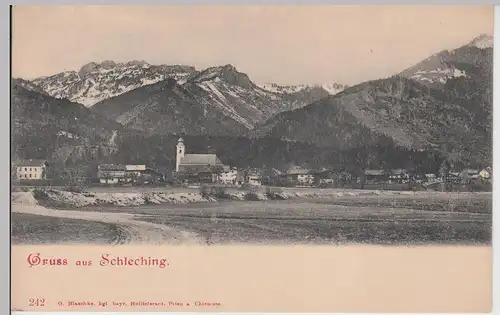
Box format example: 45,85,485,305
491,5,499,315
5,3,499,315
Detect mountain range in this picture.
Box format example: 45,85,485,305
258,35,492,165
11,34,493,171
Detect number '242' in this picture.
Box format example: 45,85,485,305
29,298,45,307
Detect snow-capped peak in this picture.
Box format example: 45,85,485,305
468,34,493,49
321,82,347,95
257,83,308,94
31,60,197,107
258,82,346,95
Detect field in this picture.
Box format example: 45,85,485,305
11,213,125,245
82,193,491,245
11,189,492,245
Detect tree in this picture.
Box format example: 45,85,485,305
439,160,451,192
182,168,195,184
207,164,224,184
62,167,87,192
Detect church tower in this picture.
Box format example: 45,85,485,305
176,137,185,172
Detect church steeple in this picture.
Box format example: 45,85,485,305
175,137,185,172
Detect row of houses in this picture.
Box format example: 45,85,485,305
12,139,492,188
12,159,492,188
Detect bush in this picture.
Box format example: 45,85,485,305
265,187,286,200
211,187,231,199
143,194,156,204
199,185,231,199
32,188,49,200
244,191,260,201
199,185,211,198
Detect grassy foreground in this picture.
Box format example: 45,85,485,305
11,213,124,245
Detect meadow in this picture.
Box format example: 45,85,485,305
11,188,492,245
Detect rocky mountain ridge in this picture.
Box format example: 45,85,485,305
29,61,346,109
90,63,344,135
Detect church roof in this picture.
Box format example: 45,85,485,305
17,159,48,167
180,154,222,166
178,164,214,174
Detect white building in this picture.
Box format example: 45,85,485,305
247,175,262,186
479,168,491,179
219,169,238,185
16,159,48,180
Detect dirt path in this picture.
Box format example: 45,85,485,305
11,205,203,245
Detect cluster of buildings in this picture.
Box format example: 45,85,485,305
97,164,163,184
363,168,491,185
12,138,492,189
174,137,261,186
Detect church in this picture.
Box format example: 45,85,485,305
175,137,230,183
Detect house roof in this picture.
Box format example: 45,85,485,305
286,168,311,175
178,164,227,175
391,169,408,175
364,169,384,176
271,168,283,175
464,169,479,174
125,165,146,171
460,169,480,179
143,168,164,176
99,164,127,171
180,154,223,166
17,159,47,167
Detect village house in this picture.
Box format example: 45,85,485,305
459,169,480,183
479,167,492,180
286,166,315,186
98,164,159,184
259,168,283,186
98,164,127,184
424,173,438,183
219,169,238,185
364,169,385,183
175,137,230,184
125,164,146,179
312,169,340,186
15,159,48,180
136,168,164,185
247,173,262,186
389,169,410,183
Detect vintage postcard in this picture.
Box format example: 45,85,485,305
11,5,493,312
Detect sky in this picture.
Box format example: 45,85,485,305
12,5,493,86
